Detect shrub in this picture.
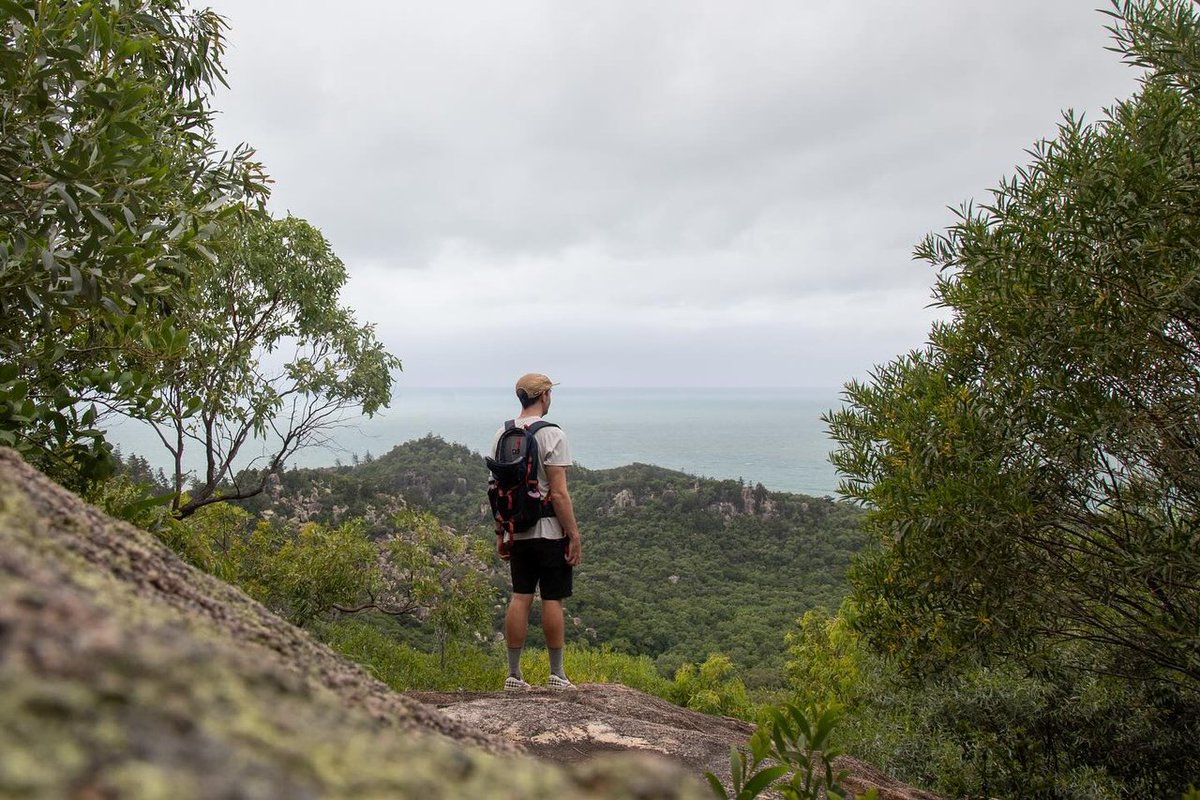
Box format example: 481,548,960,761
672,653,753,719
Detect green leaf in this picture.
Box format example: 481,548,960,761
191,241,217,263
6,380,28,402
788,705,813,742
812,708,839,749
0,0,35,26
704,772,729,800
749,728,771,762
53,183,80,216
729,747,743,792
739,765,790,799
87,207,115,233
117,492,174,517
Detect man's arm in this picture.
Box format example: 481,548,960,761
545,464,581,566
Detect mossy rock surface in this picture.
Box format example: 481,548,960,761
0,448,706,799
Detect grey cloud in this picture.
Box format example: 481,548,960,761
206,1,1140,385
216,2,1133,256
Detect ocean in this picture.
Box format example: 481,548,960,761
106,386,847,498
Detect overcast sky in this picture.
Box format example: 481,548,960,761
204,1,1140,389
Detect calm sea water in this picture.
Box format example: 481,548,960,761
107,387,846,497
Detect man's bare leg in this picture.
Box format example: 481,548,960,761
541,599,565,649
506,593,534,680
543,599,570,682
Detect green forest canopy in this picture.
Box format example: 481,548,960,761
246,435,867,678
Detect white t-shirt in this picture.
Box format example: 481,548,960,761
488,415,572,540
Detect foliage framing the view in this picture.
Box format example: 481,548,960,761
826,0,1200,690
0,0,268,487
124,212,401,517
819,2,1200,796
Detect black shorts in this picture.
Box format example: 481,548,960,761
509,537,573,600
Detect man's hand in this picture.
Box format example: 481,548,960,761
496,536,511,561
565,531,581,566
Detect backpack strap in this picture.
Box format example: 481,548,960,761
521,420,561,519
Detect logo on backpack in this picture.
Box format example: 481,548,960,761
486,419,559,555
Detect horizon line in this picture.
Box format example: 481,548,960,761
391,384,845,391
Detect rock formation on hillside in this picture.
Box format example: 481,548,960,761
0,449,706,799
611,488,637,511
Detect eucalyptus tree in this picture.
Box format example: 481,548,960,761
0,0,268,486
128,213,401,517
826,0,1200,691
369,510,493,667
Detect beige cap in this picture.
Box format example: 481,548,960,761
515,372,557,403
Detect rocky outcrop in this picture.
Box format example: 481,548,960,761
0,449,708,799
411,683,747,766
709,500,740,519
611,488,637,510
410,685,941,800
741,484,778,518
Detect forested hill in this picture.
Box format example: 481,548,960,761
242,435,867,678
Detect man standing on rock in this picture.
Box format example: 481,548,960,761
488,373,582,691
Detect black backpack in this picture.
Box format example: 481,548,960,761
486,419,559,552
